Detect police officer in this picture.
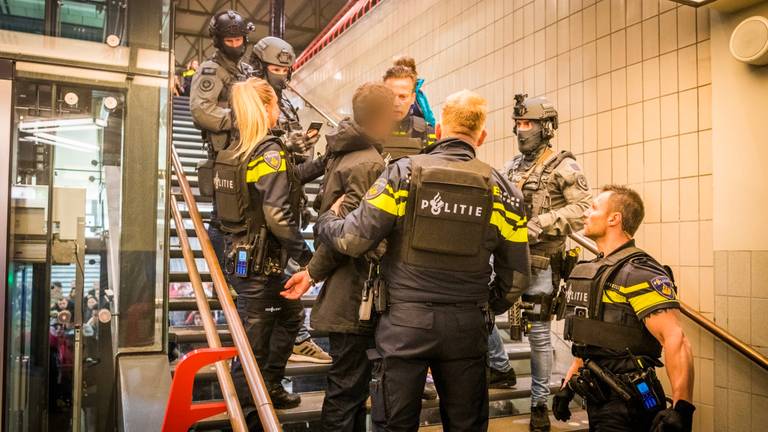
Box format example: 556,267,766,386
553,185,695,432
312,90,530,431
216,77,311,410
501,93,592,431
382,63,436,158
250,35,332,364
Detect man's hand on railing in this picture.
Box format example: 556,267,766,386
281,269,315,300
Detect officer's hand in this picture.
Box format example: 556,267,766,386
330,194,346,216
364,239,388,261
552,379,575,422
650,400,695,432
527,218,543,244
281,270,314,300
300,208,312,230
286,132,312,155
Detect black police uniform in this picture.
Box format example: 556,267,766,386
315,138,530,431
563,239,680,431
213,136,313,405
381,114,436,160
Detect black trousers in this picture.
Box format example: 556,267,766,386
370,302,489,432
229,293,302,404
320,332,375,432
587,397,661,432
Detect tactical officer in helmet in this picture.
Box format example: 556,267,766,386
501,94,592,431
382,64,436,159
312,90,530,431
250,35,332,365
553,186,695,432
216,77,311,411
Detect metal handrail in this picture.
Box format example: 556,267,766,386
170,195,247,432
568,232,768,372
171,149,282,431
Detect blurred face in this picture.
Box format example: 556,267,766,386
267,64,290,75
583,191,620,240
193,314,203,326
191,60,199,70
87,297,97,309
57,298,69,310
384,77,416,121
223,36,244,48
365,111,397,142
266,96,280,128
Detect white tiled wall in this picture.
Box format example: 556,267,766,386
292,1,725,429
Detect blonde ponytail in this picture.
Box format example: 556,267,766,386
230,77,277,159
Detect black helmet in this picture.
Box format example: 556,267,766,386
209,10,254,62
512,94,559,154
251,36,295,91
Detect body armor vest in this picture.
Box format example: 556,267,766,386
564,247,663,359
391,155,493,273
383,116,428,160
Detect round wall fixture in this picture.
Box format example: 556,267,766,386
106,34,121,48
730,16,768,66
64,91,79,106
103,96,118,111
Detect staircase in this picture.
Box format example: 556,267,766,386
167,95,586,431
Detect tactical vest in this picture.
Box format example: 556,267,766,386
383,116,428,160
563,247,663,359
391,155,494,273
511,149,574,221
212,136,285,234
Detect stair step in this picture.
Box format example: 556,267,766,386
170,359,332,380
170,248,204,259
193,376,567,429
169,297,221,311
169,326,230,343
169,271,211,282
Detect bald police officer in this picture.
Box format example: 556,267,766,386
311,90,530,431
502,94,592,432
553,186,695,432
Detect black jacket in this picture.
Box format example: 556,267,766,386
308,120,386,334
316,138,530,305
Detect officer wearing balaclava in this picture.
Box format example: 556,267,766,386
501,94,593,432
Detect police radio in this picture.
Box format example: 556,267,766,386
234,246,251,278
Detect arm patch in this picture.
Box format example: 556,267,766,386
649,276,676,300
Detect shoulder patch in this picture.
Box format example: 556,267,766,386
576,173,589,190
263,151,282,170
649,276,676,300
570,162,581,171
199,77,215,92
364,178,388,200
201,67,217,75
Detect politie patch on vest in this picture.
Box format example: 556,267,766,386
364,178,387,200
202,67,217,75
263,151,282,170
649,276,676,300
199,78,215,92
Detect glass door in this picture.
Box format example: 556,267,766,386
5,79,124,432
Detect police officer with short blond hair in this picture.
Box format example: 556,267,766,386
313,90,530,431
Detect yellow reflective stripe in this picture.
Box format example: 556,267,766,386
492,202,523,222
428,133,436,138
246,159,286,183
620,282,651,294
385,184,409,199
490,211,528,243
629,291,678,314
602,289,628,304
248,151,286,167
366,193,406,216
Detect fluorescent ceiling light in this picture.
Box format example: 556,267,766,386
19,117,107,132
33,132,99,151
20,136,95,153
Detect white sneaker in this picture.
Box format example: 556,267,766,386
289,338,332,364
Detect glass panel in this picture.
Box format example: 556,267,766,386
0,0,46,35
5,80,124,431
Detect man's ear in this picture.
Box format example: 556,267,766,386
435,123,442,140
608,212,622,228
476,129,488,148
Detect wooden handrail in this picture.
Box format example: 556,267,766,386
568,232,768,372
171,149,282,431
170,195,247,432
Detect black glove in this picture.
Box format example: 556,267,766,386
650,400,695,432
286,131,313,154
527,218,543,244
488,281,512,315
552,379,575,421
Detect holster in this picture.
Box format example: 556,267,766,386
373,277,389,314
197,159,215,197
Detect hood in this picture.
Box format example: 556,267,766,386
325,118,383,154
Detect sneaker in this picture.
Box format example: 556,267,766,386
489,367,517,388
268,383,301,409
529,403,551,432
289,338,332,364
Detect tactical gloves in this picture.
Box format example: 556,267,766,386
552,379,575,421
650,400,695,432
527,218,543,244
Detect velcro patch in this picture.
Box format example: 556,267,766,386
201,67,217,75
263,151,282,170
199,77,215,92
649,276,676,300
576,174,589,191
364,178,387,200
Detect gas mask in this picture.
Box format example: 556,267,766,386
516,121,548,155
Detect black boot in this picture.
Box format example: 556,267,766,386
530,403,551,432
489,367,517,388
268,383,301,409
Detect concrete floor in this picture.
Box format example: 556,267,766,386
420,410,590,431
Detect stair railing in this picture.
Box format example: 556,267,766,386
168,194,247,432
568,232,768,372
171,148,282,431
